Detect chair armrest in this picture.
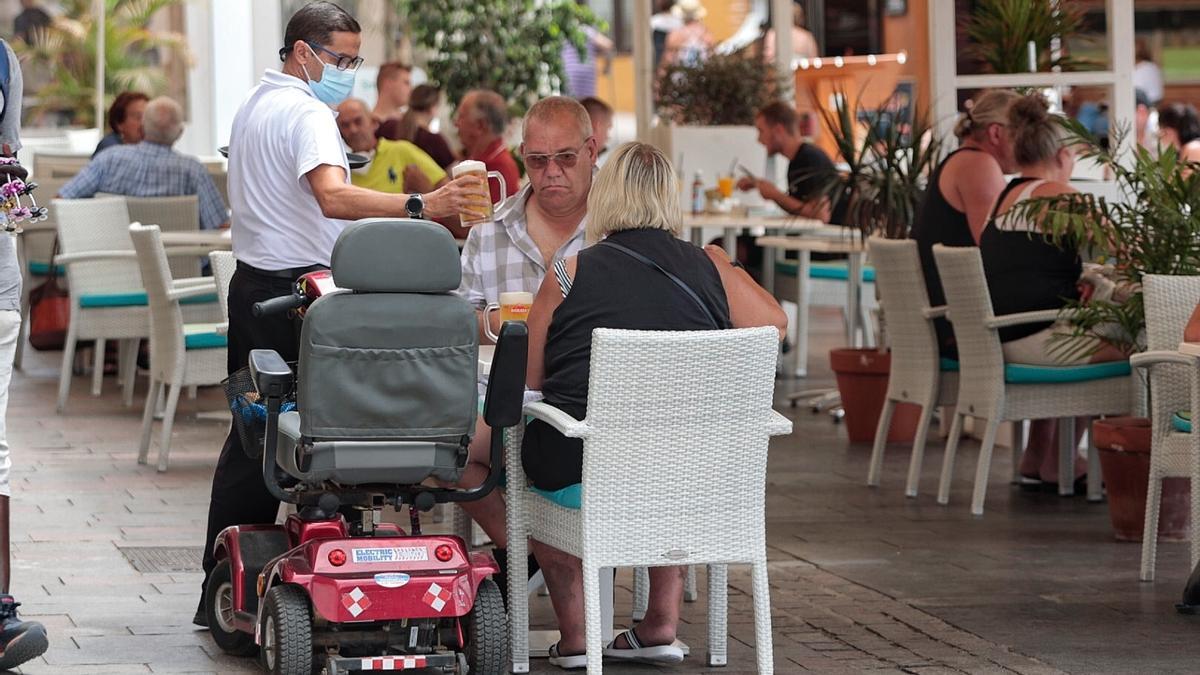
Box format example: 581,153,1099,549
54,250,137,265
167,284,217,301
766,410,793,436
921,305,947,319
1130,350,1200,371
984,309,1064,330
522,401,590,439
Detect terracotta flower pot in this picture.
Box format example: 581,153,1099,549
829,348,921,444
1094,416,1191,543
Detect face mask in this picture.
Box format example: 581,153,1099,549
302,44,357,106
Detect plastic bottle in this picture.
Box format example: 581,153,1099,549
691,170,704,215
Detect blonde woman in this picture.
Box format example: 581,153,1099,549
912,88,1020,358
523,141,785,668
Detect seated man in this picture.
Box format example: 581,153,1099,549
453,96,597,594
738,100,839,222
453,89,520,203
336,97,447,195
578,95,613,164
60,97,228,230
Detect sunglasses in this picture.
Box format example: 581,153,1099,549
523,139,591,171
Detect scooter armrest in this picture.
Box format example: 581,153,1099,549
249,349,293,399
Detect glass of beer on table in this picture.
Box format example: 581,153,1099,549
484,291,533,342
452,159,509,228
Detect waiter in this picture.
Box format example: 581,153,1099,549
194,1,485,626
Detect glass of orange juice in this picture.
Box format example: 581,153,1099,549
717,174,734,199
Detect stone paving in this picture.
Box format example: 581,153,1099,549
0,312,1196,673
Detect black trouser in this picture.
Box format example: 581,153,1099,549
198,265,306,606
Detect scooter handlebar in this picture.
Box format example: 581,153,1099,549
252,293,305,317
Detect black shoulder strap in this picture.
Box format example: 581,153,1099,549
597,240,720,329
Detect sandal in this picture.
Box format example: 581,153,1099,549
603,628,684,665
548,642,587,670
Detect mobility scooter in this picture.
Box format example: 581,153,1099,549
205,218,526,674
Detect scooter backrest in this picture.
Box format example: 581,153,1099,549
331,218,461,292
298,218,477,442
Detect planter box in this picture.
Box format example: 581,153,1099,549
1094,416,1190,542
830,348,921,444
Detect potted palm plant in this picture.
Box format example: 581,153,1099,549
817,87,943,442
1011,121,1200,540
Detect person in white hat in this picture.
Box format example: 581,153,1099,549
661,0,712,69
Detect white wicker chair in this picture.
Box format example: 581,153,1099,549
128,223,225,472
124,195,203,280
866,237,958,497
1128,275,1200,581
208,251,235,335
932,245,1133,515
505,327,791,674
53,197,148,411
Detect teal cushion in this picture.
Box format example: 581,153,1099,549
1003,360,1131,384
78,292,218,308
940,358,959,372
29,261,65,276
774,260,875,283
530,483,581,510
184,332,227,350
1174,411,1192,434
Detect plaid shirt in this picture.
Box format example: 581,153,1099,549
60,141,228,230
457,183,587,309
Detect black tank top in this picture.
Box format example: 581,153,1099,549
541,228,732,418
980,177,1081,343
912,147,986,359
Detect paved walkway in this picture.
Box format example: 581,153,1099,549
1,313,1196,673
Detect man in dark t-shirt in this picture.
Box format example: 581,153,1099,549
738,100,841,223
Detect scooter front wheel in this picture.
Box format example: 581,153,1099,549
205,559,257,657
464,578,507,674
259,584,318,675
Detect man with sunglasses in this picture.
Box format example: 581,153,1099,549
195,0,486,629
453,96,598,599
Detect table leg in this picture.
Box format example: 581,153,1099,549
847,253,863,348
762,235,776,295
689,228,703,247
793,252,811,377
723,227,737,260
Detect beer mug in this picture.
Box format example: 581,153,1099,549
484,291,533,342
452,159,509,228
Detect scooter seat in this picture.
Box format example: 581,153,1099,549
276,411,465,486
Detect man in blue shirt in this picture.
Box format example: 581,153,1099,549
61,97,228,230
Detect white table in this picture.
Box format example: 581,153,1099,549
682,212,824,261
756,233,869,377
160,230,232,250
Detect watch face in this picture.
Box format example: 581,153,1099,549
406,194,422,216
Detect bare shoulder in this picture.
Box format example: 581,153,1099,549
1031,180,1078,198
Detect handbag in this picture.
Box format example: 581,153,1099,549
27,239,69,351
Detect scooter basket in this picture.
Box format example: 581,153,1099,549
223,364,296,459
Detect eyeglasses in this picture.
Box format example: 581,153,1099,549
306,41,364,72
523,139,591,171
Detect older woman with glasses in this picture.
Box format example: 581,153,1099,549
522,141,786,669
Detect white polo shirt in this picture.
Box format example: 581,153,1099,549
228,69,350,270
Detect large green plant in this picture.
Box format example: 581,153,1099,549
1007,122,1200,358
656,52,781,126
14,0,188,127
393,0,604,116
964,0,1090,73
814,86,943,240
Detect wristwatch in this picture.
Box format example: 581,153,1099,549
405,193,424,219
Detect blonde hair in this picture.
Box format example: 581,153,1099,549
1008,93,1070,166
586,142,681,243
954,89,1020,141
